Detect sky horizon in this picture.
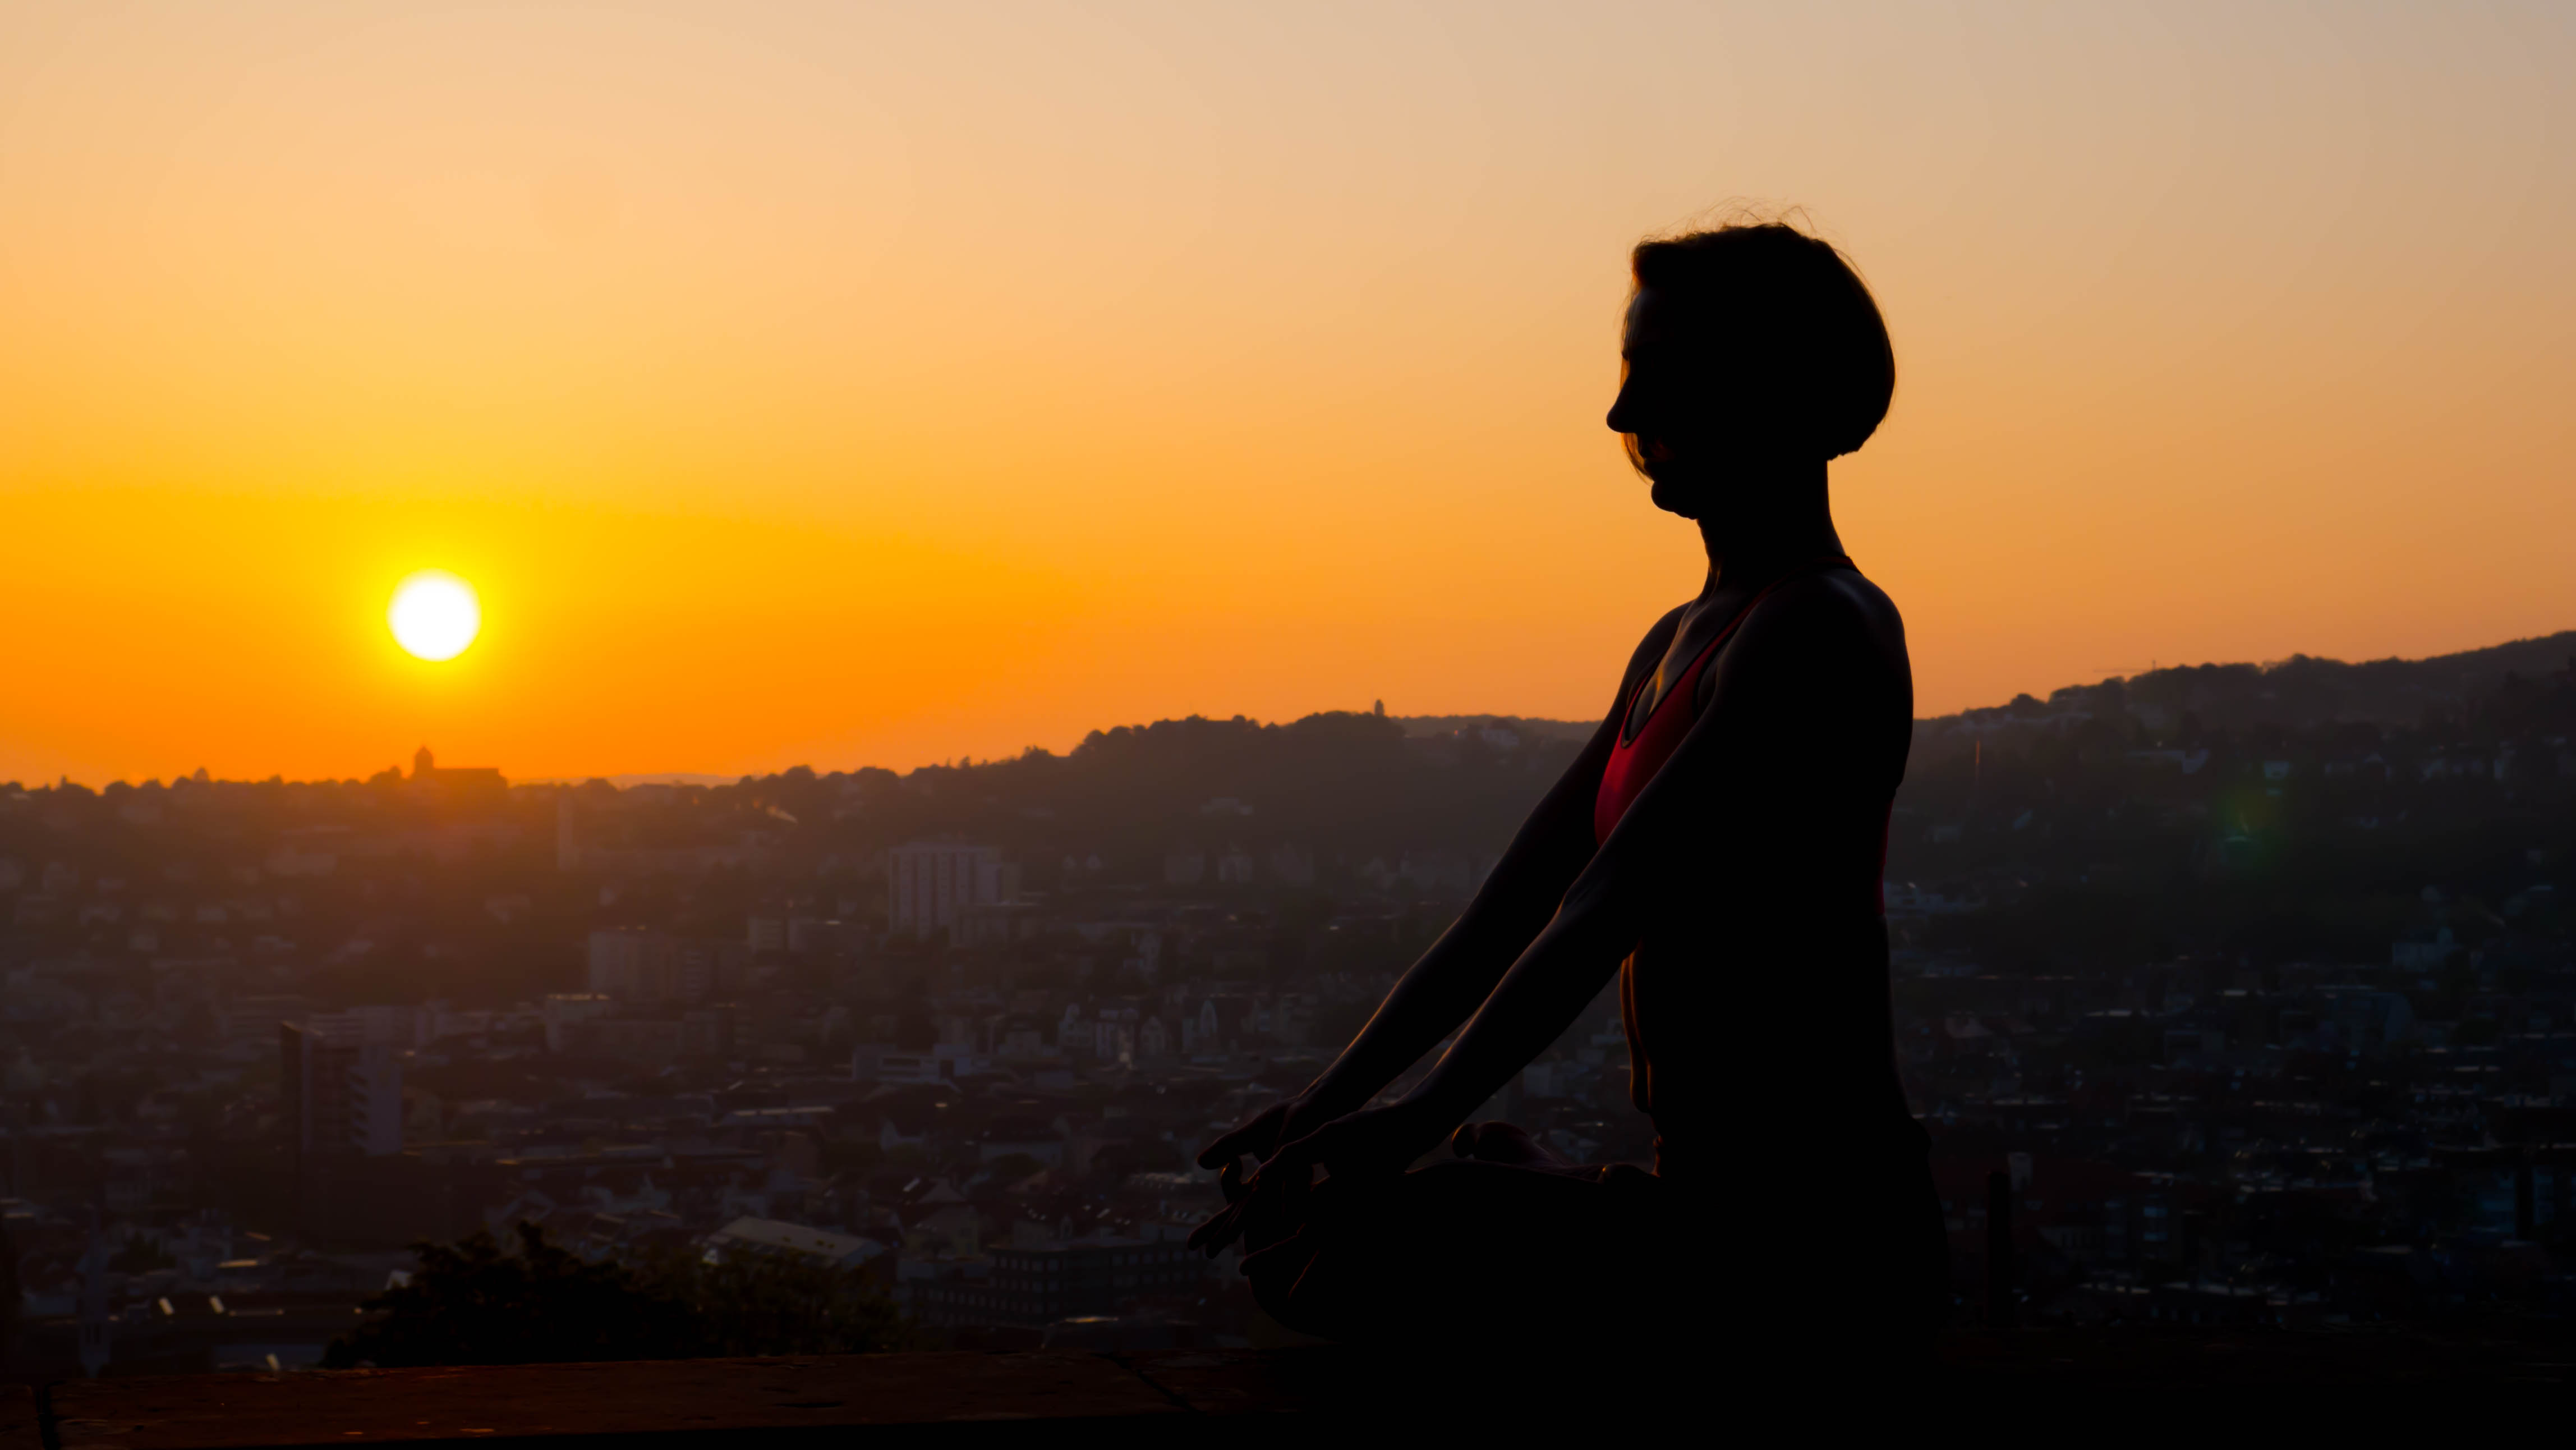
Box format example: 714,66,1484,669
20,617,2571,790
8,3,2573,787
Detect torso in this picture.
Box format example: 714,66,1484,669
1592,558,1919,1185
1622,589,1762,743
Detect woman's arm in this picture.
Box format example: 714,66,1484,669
1194,610,1682,1169
1258,582,1897,1173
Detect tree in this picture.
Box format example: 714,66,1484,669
325,1223,918,1368
324,1223,696,1368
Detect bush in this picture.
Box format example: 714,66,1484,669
325,1222,917,1369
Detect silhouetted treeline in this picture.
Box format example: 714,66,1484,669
7,635,2571,1002
1888,645,2576,976
1964,630,2576,735
324,1223,917,1368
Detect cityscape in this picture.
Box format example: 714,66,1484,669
10,0,2575,1427
4,631,2572,1375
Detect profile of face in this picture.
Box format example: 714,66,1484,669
1606,227,1894,522
1606,287,1775,521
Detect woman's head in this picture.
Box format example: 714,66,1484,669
1606,221,1893,519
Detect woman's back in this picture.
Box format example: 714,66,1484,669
1599,561,1919,1185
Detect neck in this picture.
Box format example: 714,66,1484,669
1695,459,1842,595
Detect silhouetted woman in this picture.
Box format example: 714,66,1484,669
1190,222,1946,1357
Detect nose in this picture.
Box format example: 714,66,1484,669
1606,378,1636,435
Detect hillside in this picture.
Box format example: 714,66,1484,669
1406,630,2576,746
1957,630,2576,733
1393,714,1594,744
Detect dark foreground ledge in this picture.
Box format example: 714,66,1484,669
13,1329,2575,1448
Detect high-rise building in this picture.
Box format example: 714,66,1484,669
280,1022,453,1246
300,1004,418,1047
888,843,1019,939
279,1021,403,1178
541,993,615,1053
675,939,748,1002
587,927,682,1001
555,793,582,872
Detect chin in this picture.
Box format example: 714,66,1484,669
1647,474,1712,520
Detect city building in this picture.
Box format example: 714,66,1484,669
702,1218,887,1273
888,843,1019,940
408,746,506,799
588,928,682,1002
912,1238,1198,1329
280,1022,411,1236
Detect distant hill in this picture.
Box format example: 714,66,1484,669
1393,714,1595,744
564,631,2576,785
1400,631,2576,744
520,773,743,790
1945,630,2576,733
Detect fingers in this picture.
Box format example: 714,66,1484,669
1195,1129,1248,1172
1190,1149,1323,1260
1189,1170,1286,1257
1196,1105,1283,1170
1188,1200,1246,1256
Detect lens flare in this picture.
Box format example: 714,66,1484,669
388,571,481,661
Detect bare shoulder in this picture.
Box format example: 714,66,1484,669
1740,567,1904,655
1712,567,1911,715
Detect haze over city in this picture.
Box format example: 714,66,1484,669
16,2,2576,1423
7,2,2574,786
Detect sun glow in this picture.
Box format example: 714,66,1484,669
388,571,482,662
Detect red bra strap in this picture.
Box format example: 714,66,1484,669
1622,554,1857,744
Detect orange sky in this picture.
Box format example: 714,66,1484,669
6,3,2573,786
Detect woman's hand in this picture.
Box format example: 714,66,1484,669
1194,1093,1320,1179
1186,1091,1326,1259
1270,1099,1450,1181
1188,1097,1448,1258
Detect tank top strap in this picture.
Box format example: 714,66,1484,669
1595,553,1855,843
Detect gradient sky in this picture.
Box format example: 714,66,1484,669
6,2,2572,785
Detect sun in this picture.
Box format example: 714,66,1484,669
388,571,482,662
